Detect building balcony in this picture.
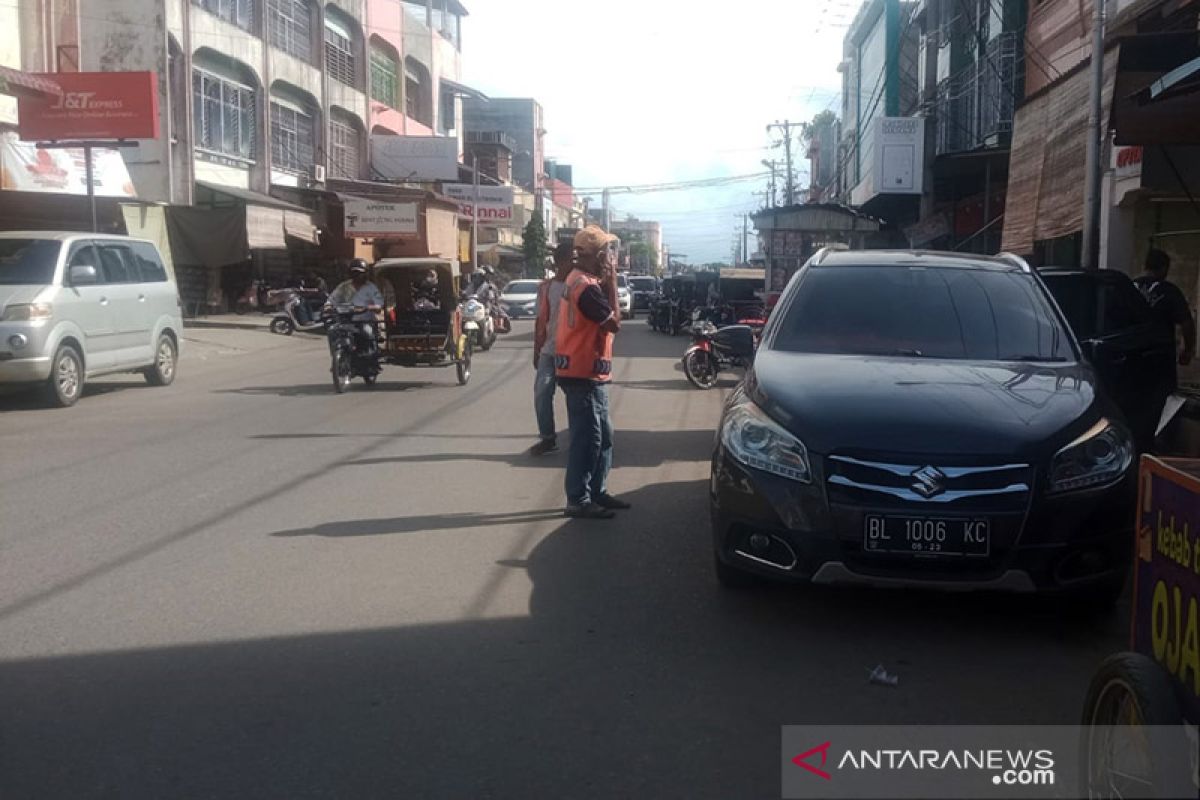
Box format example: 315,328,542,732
465,130,517,152
935,31,1021,156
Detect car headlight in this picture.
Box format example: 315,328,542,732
1048,419,1133,493
720,401,811,483
1,302,52,322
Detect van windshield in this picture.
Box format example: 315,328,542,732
0,239,60,285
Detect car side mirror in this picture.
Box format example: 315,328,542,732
69,264,99,285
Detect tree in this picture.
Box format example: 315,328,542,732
522,214,548,278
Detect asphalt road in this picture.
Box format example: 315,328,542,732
0,320,1128,798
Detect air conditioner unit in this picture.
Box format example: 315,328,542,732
310,164,326,184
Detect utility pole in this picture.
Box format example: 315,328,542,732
761,159,779,207
1081,0,1107,270
742,214,749,264
602,187,611,231
767,121,798,205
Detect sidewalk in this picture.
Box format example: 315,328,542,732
183,313,275,331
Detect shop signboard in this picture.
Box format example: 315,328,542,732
17,72,159,141
441,183,516,225
371,135,459,181
0,132,135,196
343,197,419,238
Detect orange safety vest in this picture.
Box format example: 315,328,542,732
554,271,614,382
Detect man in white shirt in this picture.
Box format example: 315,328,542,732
325,259,384,353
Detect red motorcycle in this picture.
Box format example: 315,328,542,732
682,321,758,390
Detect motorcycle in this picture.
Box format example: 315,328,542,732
324,305,382,393
267,287,328,335
682,322,757,390
460,294,497,351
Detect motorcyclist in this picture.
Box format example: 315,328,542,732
412,268,441,310
325,259,384,354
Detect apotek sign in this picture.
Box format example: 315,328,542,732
441,183,516,225
343,198,419,238
18,72,159,141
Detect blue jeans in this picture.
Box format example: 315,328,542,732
534,354,558,441
562,380,613,506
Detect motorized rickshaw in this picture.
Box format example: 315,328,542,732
375,258,472,386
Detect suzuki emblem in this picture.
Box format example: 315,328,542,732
910,466,947,498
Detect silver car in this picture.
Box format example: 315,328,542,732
0,232,183,407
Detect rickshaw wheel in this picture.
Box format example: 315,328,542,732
1080,652,1187,799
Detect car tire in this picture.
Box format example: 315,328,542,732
44,343,84,408
1080,652,1189,798
144,334,177,387
714,552,758,589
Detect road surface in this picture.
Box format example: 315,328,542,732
0,321,1127,798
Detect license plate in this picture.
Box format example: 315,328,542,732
864,516,990,557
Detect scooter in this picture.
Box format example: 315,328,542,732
682,322,757,390
267,288,328,335
460,294,497,351
325,305,382,393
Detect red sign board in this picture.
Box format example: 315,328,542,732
17,72,159,141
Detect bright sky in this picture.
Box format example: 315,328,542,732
462,0,848,265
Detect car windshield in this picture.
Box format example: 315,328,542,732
630,277,656,291
772,265,1072,361
503,281,540,295
0,239,61,285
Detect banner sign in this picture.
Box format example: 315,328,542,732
371,135,459,181
0,132,136,196
441,183,516,224
343,197,419,238
1134,456,1200,725
18,72,159,141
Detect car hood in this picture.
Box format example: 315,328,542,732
0,284,52,311
748,352,1101,459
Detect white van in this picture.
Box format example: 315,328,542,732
0,232,183,407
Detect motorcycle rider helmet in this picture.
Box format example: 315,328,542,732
419,269,438,288
348,258,370,275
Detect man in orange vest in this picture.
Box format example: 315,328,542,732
555,225,630,519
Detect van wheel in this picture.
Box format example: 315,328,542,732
144,334,177,386
45,344,84,407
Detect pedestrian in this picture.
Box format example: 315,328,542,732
528,242,574,456
555,225,631,519
1134,248,1196,375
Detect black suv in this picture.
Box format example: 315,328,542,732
709,250,1175,606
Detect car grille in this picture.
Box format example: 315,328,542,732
825,455,1033,513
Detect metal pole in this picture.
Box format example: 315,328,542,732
782,122,795,205
602,187,611,231
471,154,479,275
85,144,97,233
1082,0,1106,270
742,214,748,264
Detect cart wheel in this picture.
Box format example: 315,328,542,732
331,348,352,394
457,342,472,386
1081,652,1189,799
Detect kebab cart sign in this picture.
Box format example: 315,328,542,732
1135,456,1200,722
442,183,516,225
343,198,419,238
17,72,159,141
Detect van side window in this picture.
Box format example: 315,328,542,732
67,243,97,269
96,244,135,284
128,242,168,283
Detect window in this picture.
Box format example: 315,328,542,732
192,0,255,32
271,101,315,173
370,46,399,109
404,58,431,127
267,0,311,62
96,245,135,284
329,117,360,178
439,87,456,133
193,70,257,160
772,266,1072,362
129,242,169,283
324,19,357,87
0,239,62,285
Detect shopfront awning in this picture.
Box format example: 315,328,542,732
440,78,488,102
1111,32,1200,146
0,66,62,100
194,180,318,248
1001,52,1119,255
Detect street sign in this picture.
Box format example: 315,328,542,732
17,72,159,141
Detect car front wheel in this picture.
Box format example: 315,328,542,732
45,343,84,407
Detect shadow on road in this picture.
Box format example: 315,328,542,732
0,381,153,412
249,432,534,441
0,473,1125,799
272,509,564,537
616,377,740,392
340,428,716,471
215,381,434,397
